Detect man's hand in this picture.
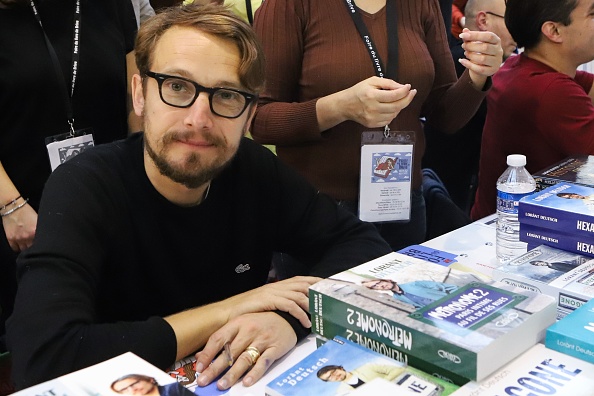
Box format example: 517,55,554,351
223,276,320,327
458,28,504,89
2,203,37,252
165,276,320,361
195,312,297,390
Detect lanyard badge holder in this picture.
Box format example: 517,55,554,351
30,0,95,171
343,0,415,222
359,129,415,222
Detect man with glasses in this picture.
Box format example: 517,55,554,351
471,0,594,220
6,4,391,392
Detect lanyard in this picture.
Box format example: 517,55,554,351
342,0,399,81
245,0,253,25
30,0,81,134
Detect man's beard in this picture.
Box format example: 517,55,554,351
144,130,235,189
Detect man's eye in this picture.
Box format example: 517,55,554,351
166,79,189,92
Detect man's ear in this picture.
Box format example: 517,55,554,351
476,11,489,31
541,21,563,43
131,74,145,117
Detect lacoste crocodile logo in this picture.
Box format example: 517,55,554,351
235,264,251,273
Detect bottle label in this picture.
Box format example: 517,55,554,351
496,191,532,214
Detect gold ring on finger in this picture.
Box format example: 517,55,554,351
245,346,260,366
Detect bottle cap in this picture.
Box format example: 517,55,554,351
506,154,526,167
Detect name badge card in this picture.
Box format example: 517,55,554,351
359,131,414,223
45,128,95,171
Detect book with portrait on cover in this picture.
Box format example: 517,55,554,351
492,244,594,320
309,252,556,382
518,182,594,242
265,336,459,396
11,352,195,396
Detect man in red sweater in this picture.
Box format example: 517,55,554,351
471,0,594,220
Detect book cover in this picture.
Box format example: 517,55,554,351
519,223,594,258
546,298,594,365
310,252,556,382
12,352,195,396
518,182,594,239
397,245,459,267
492,244,594,319
419,215,499,279
265,336,459,396
313,315,470,386
453,343,594,395
532,155,594,191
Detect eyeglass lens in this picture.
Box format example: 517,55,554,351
160,76,248,118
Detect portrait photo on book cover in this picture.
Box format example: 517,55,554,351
504,245,591,283
110,373,196,396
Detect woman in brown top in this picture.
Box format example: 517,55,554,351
252,0,502,250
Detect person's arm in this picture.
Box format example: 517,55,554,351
251,0,416,146
420,1,500,133
0,161,37,252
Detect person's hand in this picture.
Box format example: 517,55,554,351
222,276,320,328
2,203,37,252
458,28,504,89
341,76,417,128
195,311,298,390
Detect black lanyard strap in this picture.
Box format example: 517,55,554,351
30,0,81,131
343,0,399,81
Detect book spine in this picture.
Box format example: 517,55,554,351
533,176,561,192
312,314,470,386
545,329,594,366
519,224,594,258
310,287,478,381
519,201,594,239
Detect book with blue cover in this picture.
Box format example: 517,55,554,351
310,252,556,382
546,298,594,365
454,343,594,395
519,223,594,258
518,182,594,238
492,244,594,319
265,336,459,396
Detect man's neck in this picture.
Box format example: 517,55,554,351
524,46,579,78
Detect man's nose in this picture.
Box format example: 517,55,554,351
183,92,214,129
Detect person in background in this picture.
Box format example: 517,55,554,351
132,0,156,28
251,0,503,252
451,0,468,38
471,0,594,220
423,0,516,214
183,0,261,25
6,4,391,391
0,0,138,353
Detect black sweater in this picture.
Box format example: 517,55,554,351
7,133,391,388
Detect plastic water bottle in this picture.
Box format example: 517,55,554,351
496,154,536,263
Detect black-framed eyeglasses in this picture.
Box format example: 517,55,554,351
113,379,142,393
144,71,257,119
485,11,505,18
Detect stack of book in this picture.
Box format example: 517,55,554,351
518,182,594,258
532,155,594,191
491,244,594,320
309,252,556,384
